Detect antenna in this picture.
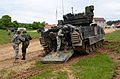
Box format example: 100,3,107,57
56,9,58,24
62,0,64,15
71,7,74,14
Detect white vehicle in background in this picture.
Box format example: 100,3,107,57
17,27,26,31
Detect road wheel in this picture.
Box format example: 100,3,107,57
99,41,103,46
89,45,93,52
98,42,101,47
95,43,98,48
92,44,96,50
85,44,90,54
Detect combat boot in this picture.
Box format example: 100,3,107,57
14,58,19,61
64,48,68,53
21,53,26,60
64,45,68,53
21,58,26,60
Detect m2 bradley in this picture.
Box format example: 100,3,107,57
39,5,105,63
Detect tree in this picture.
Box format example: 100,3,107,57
0,15,12,29
31,21,47,29
0,15,48,30
107,20,120,25
41,21,48,26
12,21,19,28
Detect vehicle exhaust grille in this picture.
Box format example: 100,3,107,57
71,32,80,44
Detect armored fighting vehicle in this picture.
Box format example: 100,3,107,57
39,5,105,63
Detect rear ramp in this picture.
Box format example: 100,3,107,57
41,49,74,63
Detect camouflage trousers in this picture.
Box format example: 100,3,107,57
56,37,61,51
21,41,29,59
12,43,19,60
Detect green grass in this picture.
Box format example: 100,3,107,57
0,29,40,44
31,61,49,69
104,30,120,54
30,54,116,79
28,32,40,38
30,67,68,79
56,72,68,79
103,44,120,54
30,69,55,79
103,44,119,49
0,29,11,44
72,54,116,79
105,30,120,42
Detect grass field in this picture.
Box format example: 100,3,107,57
30,67,68,79
104,30,120,54
29,32,40,38
0,30,11,44
30,54,116,79
105,30,120,42
103,43,120,54
0,29,40,44
72,54,116,79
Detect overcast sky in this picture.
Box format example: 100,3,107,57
0,0,120,24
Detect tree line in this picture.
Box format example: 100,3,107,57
107,20,120,25
0,15,48,30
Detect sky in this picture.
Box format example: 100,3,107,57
0,0,120,24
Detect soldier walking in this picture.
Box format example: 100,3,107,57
11,31,25,60
21,31,32,60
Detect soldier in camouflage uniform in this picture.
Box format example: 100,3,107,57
49,32,57,52
56,28,64,52
57,25,72,53
11,31,25,60
21,31,32,60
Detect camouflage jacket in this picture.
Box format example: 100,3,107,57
21,33,32,42
11,34,25,44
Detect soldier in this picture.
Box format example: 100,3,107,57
56,28,64,52
21,31,32,60
62,25,71,52
11,30,25,60
7,28,18,36
57,25,72,52
49,32,57,52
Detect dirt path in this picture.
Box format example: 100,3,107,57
104,28,117,34
0,39,44,79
